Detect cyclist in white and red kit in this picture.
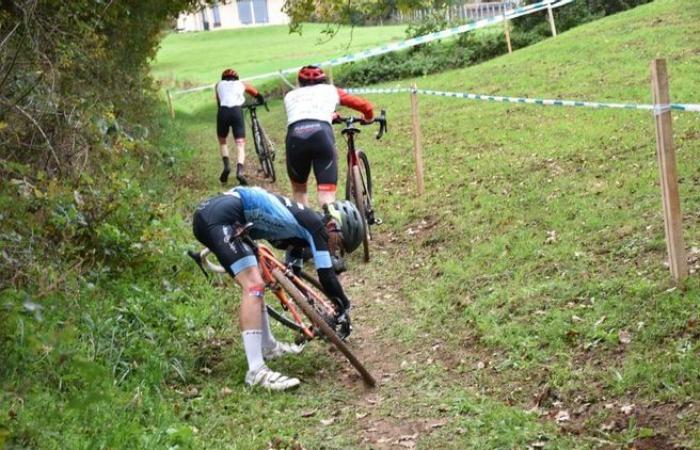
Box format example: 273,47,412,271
216,68,265,185
283,65,374,208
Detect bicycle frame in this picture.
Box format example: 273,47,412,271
191,233,338,341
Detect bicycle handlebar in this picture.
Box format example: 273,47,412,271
333,109,387,140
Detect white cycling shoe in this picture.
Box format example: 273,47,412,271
245,365,300,391
262,341,304,360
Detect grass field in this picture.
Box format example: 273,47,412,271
153,23,406,87
4,1,700,448
160,1,700,447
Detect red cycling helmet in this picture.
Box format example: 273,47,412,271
221,68,239,80
298,65,327,86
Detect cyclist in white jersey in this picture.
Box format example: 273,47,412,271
216,68,265,185
283,65,374,208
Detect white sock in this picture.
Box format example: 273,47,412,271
260,303,276,350
241,330,265,373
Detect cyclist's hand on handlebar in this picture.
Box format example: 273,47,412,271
331,112,342,124
255,93,265,105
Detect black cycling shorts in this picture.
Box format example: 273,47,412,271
192,195,257,277
217,106,246,139
285,120,337,189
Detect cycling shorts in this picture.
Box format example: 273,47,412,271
217,106,246,139
285,120,337,189
192,195,257,276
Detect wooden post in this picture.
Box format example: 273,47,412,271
166,89,175,119
503,18,512,54
651,58,688,283
547,4,557,37
326,65,334,85
410,83,425,195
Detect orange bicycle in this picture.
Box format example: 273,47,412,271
188,222,376,387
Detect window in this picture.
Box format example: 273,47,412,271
212,3,222,27
237,0,253,25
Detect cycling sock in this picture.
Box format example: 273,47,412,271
220,156,231,183
260,303,276,350
241,329,265,373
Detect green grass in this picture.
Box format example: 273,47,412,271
4,1,700,448
153,23,406,86
158,1,700,447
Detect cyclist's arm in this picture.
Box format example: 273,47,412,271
337,88,374,121
317,268,350,311
244,82,260,97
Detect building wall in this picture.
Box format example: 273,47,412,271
177,0,289,32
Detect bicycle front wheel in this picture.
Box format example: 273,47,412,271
271,268,377,387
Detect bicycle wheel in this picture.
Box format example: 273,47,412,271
356,150,374,231
351,164,371,262
252,120,267,174
258,126,276,182
272,268,376,387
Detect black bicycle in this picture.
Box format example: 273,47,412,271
242,102,276,182
333,110,387,262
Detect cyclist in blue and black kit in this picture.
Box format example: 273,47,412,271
192,186,363,390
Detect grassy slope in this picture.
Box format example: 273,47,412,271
161,1,700,448
153,23,406,86
5,2,699,449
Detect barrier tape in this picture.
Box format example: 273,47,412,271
345,87,700,113
171,0,573,96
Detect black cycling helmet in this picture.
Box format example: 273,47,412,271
324,200,364,255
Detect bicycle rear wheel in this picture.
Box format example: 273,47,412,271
272,268,376,387
252,121,267,174
258,126,276,182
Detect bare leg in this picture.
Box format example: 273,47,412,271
235,138,247,185
219,137,231,183
291,181,309,206
317,188,336,208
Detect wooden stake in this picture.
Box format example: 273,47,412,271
326,65,334,85
547,4,557,37
504,18,512,54
410,83,425,195
651,58,687,283
166,89,175,119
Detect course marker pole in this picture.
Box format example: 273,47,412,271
651,58,687,283
327,65,334,85
504,17,513,54
410,83,425,195
547,4,557,37
166,90,175,119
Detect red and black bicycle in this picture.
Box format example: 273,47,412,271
333,110,387,262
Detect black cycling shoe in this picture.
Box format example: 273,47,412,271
236,163,248,186
336,310,352,340
219,168,230,183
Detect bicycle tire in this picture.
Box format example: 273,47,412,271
272,268,377,387
259,128,276,182
357,150,373,237
265,304,303,333
352,165,371,262
252,120,267,174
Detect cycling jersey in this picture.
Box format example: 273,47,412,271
192,186,349,309
216,80,259,107
284,84,374,125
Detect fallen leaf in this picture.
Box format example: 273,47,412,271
555,410,570,423
219,387,233,397
300,409,317,418
594,316,606,327
619,330,632,345
320,418,334,426
620,404,635,415
355,412,368,419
